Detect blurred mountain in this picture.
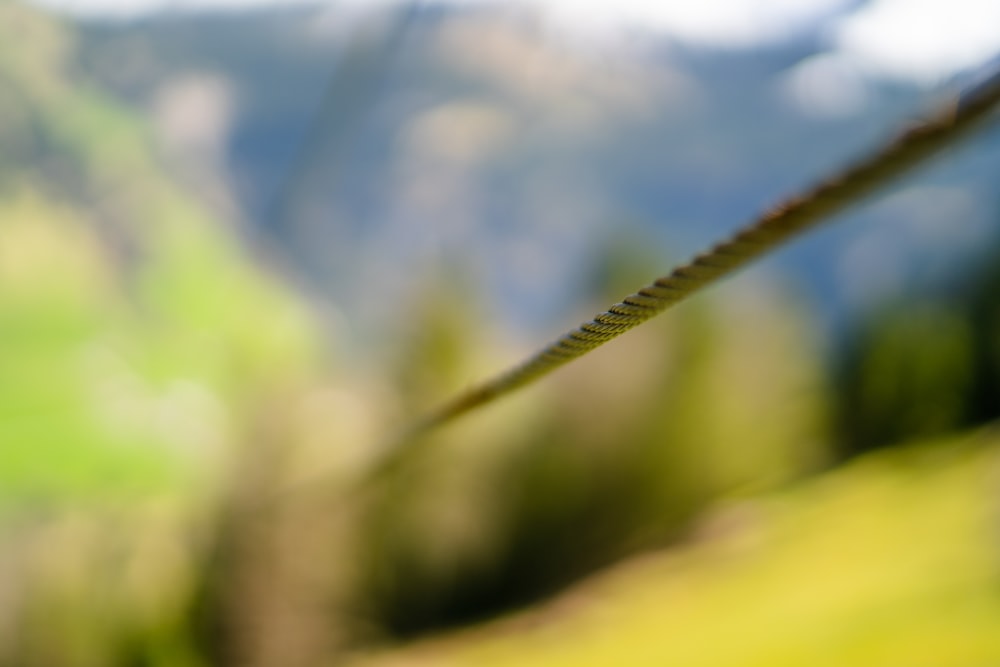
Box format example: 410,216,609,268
72,3,1000,341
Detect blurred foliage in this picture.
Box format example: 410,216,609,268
359,241,829,637
836,240,1000,455
1,3,999,667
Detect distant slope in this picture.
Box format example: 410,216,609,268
0,1,321,501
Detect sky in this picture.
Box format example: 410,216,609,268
26,0,1000,87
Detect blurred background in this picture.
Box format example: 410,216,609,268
2,0,1000,665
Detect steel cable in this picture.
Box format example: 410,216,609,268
360,66,1000,480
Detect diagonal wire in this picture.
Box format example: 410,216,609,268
267,2,421,249
351,65,1000,483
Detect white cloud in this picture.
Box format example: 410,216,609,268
831,0,1000,85
531,0,849,48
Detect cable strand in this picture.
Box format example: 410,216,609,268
376,66,1000,469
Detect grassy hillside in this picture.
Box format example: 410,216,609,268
351,429,1000,667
